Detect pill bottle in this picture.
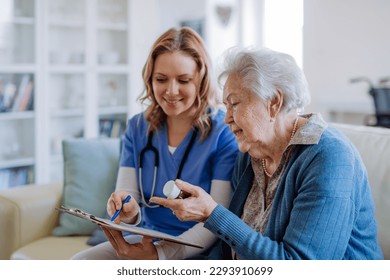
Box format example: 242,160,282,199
163,180,191,199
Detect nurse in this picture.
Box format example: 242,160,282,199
71,27,238,260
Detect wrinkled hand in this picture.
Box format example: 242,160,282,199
107,190,139,224
101,227,158,260
150,179,218,223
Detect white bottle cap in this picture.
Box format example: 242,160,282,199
163,180,181,199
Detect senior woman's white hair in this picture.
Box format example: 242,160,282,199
218,47,311,113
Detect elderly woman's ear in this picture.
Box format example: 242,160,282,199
268,90,284,121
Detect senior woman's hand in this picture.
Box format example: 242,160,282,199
150,179,218,223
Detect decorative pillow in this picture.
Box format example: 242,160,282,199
52,138,120,236
86,211,110,245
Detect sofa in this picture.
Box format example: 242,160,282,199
0,123,390,260
0,137,121,260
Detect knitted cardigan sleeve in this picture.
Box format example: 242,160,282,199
204,129,382,259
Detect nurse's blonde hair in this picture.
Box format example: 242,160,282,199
138,27,219,140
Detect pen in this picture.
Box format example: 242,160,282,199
111,194,132,221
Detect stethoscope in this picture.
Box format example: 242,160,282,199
138,127,198,208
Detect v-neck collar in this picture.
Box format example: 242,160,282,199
162,123,195,157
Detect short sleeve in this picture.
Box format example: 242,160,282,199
120,114,146,168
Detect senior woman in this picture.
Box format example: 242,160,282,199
150,47,383,260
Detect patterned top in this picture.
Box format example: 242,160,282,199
241,114,325,234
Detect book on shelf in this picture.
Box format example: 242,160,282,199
110,119,122,138
99,118,125,138
18,80,34,111
11,74,29,111
0,80,17,113
0,166,34,189
0,74,34,113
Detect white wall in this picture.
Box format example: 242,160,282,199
205,0,241,68
303,0,390,122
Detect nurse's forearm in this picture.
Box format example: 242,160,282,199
115,167,142,224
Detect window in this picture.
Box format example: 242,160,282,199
264,0,303,67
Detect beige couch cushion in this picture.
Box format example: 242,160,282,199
0,183,62,259
11,236,91,260
332,123,390,259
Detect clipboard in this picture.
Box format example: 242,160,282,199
56,206,203,249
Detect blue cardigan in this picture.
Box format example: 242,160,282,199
204,117,383,260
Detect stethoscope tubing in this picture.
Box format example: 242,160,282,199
138,166,159,208
138,128,198,208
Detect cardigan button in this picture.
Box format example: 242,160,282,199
217,230,222,235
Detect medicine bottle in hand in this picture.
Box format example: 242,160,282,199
163,180,191,199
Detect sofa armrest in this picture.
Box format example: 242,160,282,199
0,182,63,259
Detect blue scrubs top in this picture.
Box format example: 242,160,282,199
120,109,238,236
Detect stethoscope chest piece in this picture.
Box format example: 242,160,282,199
138,128,197,208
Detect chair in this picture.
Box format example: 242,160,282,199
368,87,390,128
350,77,390,128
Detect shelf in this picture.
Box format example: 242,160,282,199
99,106,128,116
0,0,133,188
48,19,85,28
0,17,35,25
98,22,128,31
0,157,35,169
0,111,34,120
51,109,85,118
0,65,37,73
96,65,131,73
48,65,87,73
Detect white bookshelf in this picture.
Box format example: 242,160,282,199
0,0,243,189
0,0,134,188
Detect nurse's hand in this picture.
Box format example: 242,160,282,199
150,179,218,223
107,190,140,224
101,227,158,260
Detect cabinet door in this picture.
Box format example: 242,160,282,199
96,0,129,140
0,0,133,187
46,0,87,182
